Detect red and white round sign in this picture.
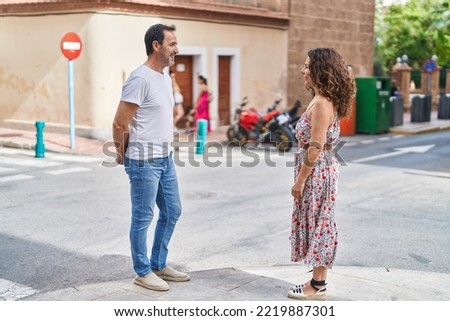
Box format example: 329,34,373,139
60,32,82,60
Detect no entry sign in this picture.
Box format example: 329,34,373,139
60,32,82,60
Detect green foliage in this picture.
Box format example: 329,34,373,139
375,0,450,74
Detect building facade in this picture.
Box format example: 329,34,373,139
0,0,374,139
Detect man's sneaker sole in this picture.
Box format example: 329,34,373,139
156,275,190,282
134,278,170,291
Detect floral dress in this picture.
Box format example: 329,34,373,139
291,112,340,268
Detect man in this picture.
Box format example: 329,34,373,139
112,24,189,291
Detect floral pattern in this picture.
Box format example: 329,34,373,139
291,113,340,268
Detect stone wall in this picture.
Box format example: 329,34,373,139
287,0,375,108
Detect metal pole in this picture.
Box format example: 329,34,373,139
195,119,208,154
68,59,75,149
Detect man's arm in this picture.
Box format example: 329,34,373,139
112,101,139,165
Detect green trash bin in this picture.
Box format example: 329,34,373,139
355,77,391,134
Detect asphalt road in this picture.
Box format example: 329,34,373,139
0,130,449,297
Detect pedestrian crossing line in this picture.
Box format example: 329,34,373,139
0,174,34,183
0,157,62,168
0,167,15,173
403,169,450,179
47,154,103,163
361,139,376,144
43,167,93,175
0,278,39,301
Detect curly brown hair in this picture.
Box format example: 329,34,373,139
306,48,355,118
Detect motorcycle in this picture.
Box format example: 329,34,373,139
287,99,302,126
285,99,302,140
226,97,296,152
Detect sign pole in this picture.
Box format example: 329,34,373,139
60,31,82,150
68,59,75,149
423,58,438,96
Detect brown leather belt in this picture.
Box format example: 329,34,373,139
299,142,333,150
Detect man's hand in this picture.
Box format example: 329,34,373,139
115,151,124,165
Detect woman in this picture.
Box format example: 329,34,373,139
190,75,211,132
289,48,355,300
170,71,184,129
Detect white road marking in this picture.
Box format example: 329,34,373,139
0,157,61,168
44,167,92,175
0,279,39,301
0,174,34,183
403,169,450,179
353,144,435,163
361,139,376,144
46,154,103,163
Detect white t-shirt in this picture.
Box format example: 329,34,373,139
121,65,174,159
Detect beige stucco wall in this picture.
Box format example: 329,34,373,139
173,18,288,119
0,12,287,138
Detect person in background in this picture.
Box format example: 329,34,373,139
170,70,184,130
189,75,211,132
289,48,355,300
112,23,190,292
390,79,400,97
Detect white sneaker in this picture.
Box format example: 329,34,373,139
154,266,190,282
134,272,170,291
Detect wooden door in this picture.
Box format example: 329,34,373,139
218,56,231,126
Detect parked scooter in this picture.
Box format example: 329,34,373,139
226,97,296,152
287,99,302,126
284,99,302,141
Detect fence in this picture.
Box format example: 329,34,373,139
411,68,447,91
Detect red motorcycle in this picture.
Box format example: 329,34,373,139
226,97,296,152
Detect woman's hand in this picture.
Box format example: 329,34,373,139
291,181,305,199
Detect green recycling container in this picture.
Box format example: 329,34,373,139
355,77,391,134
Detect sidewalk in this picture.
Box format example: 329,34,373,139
0,126,229,156
389,110,450,135
19,265,450,301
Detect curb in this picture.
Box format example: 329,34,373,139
389,124,450,135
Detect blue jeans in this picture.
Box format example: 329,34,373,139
124,152,182,276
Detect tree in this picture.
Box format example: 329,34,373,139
375,0,450,75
